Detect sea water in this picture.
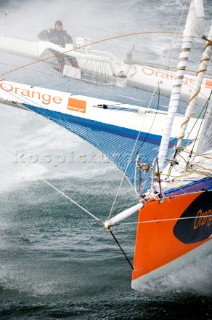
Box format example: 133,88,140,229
0,0,211,319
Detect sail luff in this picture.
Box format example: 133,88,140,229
157,0,204,171
176,24,212,150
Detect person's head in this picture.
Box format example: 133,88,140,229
55,20,63,31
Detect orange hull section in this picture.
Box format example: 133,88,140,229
132,191,212,281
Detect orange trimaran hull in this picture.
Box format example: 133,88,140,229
132,191,212,286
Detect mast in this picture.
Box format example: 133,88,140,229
176,24,212,151
157,0,205,171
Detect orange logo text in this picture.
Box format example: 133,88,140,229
194,209,212,230
67,97,86,113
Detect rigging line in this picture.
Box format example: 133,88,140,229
41,178,101,222
176,167,212,179
109,229,134,270
185,92,212,141
188,103,210,136
168,0,188,69
183,150,212,159
187,95,211,163
107,85,159,220
115,214,212,225
0,30,182,78
136,82,161,154
162,168,211,179
182,147,212,156
0,146,101,223
189,167,212,175
192,164,212,172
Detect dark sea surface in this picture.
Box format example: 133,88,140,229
0,0,212,319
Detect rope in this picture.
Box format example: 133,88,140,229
185,87,212,141
136,82,161,155
107,84,161,220
40,178,101,222
115,214,212,225
1,130,134,266
161,169,212,179
0,146,101,223
185,95,210,168
183,149,212,159
166,92,212,179
0,30,182,78
109,229,134,270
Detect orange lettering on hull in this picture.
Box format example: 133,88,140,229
140,66,195,86
205,79,212,89
0,82,62,106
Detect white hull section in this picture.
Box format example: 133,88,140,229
0,79,203,139
0,36,211,101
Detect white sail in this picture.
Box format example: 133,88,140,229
183,0,204,37
157,0,205,171
197,97,212,154
176,24,212,150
